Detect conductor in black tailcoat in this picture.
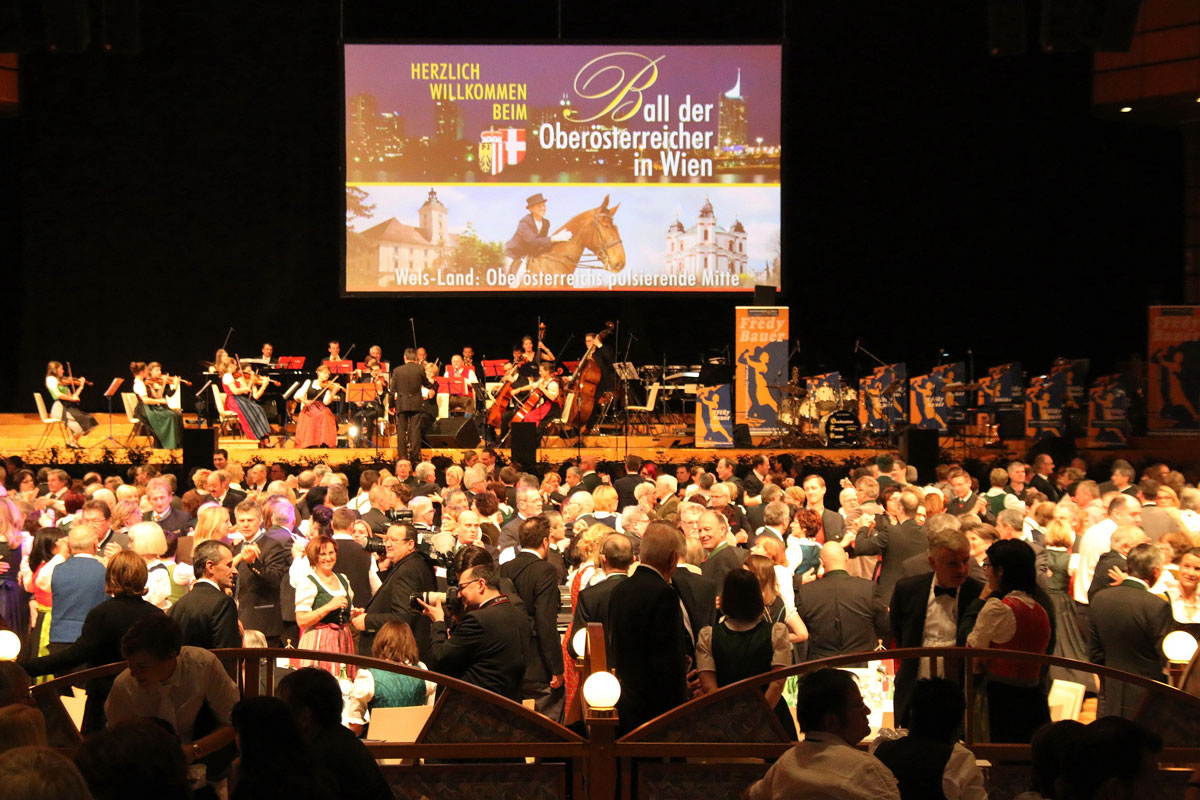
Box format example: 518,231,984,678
390,348,432,465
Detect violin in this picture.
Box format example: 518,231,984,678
146,374,193,387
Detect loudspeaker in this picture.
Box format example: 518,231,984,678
425,416,480,448
753,285,776,307
510,422,537,470
995,408,1025,440
899,428,938,485
181,428,216,474
732,424,752,448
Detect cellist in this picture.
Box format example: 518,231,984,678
507,362,562,436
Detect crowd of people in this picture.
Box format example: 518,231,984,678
0,446,1196,798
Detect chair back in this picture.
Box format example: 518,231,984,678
34,393,55,423
121,392,140,421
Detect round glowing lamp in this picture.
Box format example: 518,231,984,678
582,671,621,717
0,630,20,661
1163,630,1198,664
572,628,588,659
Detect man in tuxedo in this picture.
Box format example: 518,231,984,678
608,523,690,735
421,562,530,703
579,455,602,493
34,468,70,515
567,533,632,657
1029,453,1062,502
614,454,652,512
755,502,789,545
672,543,716,660
360,485,395,535
715,458,744,502
741,454,770,505
145,477,193,540
206,469,246,523
698,510,746,601
944,468,988,519
330,508,373,611
744,484,782,534
1087,525,1147,603
996,508,1049,586
653,474,680,524
795,542,889,661
352,522,436,661
169,540,241,649
79,500,130,555
232,500,290,646
803,474,845,543
1089,543,1174,718
390,348,431,465
888,529,983,726
499,515,565,721
498,487,542,558
847,488,928,608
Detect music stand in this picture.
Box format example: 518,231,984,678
346,382,378,448
101,378,126,449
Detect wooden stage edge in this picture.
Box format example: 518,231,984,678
2,413,1199,469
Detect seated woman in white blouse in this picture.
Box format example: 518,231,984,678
345,620,436,736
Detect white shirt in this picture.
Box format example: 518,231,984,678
920,577,960,678
105,646,240,745
344,663,436,726
295,570,353,616
1075,518,1117,604
349,491,372,514
967,591,1039,649
746,731,900,800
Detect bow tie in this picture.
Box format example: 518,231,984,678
934,585,958,599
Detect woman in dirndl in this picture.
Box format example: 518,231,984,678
44,361,97,447
219,357,272,443
294,365,341,448
292,535,359,679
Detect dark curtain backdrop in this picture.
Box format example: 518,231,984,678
1,0,1182,413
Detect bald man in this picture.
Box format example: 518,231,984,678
794,542,889,662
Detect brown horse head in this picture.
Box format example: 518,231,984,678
555,195,626,273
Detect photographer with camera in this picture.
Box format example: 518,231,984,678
418,561,529,704
352,522,436,662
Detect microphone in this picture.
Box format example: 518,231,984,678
854,339,860,354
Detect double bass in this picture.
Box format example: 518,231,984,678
560,321,614,434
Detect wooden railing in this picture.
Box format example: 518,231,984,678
28,638,1200,800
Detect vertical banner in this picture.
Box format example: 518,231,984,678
735,306,789,435
695,384,734,447
1088,374,1131,446
909,363,963,431
859,363,906,432
977,362,1023,406
1148,306,1200,431
1026,372,1069,438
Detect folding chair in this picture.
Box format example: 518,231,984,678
121,392,151,446
33,393,70,448
212,386,242,437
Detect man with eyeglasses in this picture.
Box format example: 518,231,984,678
352,522,437,662
419,563,529,703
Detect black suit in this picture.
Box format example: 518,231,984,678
945,492,983,518
614,474,651,511
500,551,565,717
22,595,163,733
568,573,627,656
794,570,889,661
742,469,766,500
671,567,716,656
851,518,928,608
234,533,291,643
1088,550,1127,603
218,488,247,522
820,508,846,544
170,580,242,650
1030,474,1062,503
359,550,437,662
608,565,689,735
889,573,984,726
1089,581,1173,718
700,543,747,600
152,507,194,538
427,595,530,703
581,472,602,494
360,508,390,535
902,551,987,585
390,361,431,463
333,536,374,610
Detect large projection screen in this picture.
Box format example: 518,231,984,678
344,44,781,295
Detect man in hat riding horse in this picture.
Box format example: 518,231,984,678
503,192,573,275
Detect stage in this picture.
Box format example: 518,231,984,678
3,412,1199,472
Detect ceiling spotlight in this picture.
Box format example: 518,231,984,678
1119,107,1132,113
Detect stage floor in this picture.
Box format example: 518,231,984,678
2,412,1198,470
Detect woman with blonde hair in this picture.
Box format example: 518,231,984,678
128,521,172,610
109,499,142,534
588,485,622,530
171,504,230,590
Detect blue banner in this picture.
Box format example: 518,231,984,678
696,384,734,447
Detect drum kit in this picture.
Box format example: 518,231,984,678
771,367,861,447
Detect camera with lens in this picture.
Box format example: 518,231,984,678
385,508,414,524
363,536,387,557
409,590,449,612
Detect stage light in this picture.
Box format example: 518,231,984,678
1119,106,1132,113
572,628,588,658
0,630,19,661
348,425,359,438
1163,630,1198,663
582,671,621,711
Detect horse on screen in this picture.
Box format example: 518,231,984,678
526,195,626,276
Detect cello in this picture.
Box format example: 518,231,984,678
486,358,522,434
560,321,614,434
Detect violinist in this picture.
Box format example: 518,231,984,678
44,361,97,447
131,361,184,449
295,364,341,448
219,357,273,444
348,357,385,444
